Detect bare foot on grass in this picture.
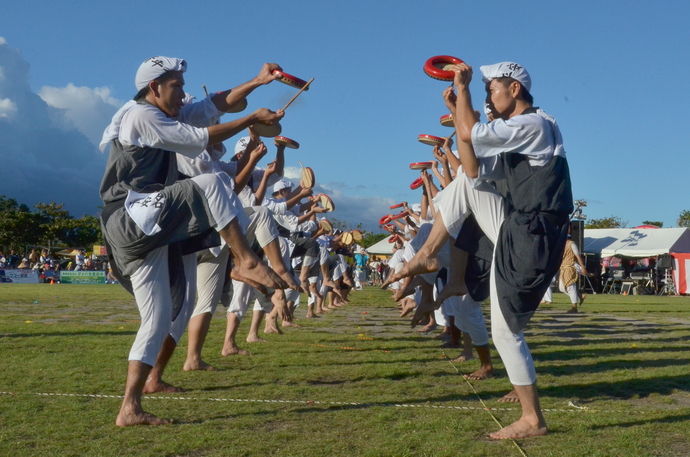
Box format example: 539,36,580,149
143,379,184,394
451,352,474,363
246,335,267,343
116,407,172,427
464,366,494,380
497,389,520,403
183,359,217,371
489,418,547,440
264,315,283,334
221,345,251,356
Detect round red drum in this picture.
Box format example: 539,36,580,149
409,161,434,170
440,113,454,127
391,211,408,221
274,136,300,149
418,134,444,147
388,234,400,243
273,70,310,90
410,177,423,190
379,215,393,225
390,203,404,209
423,55,465,81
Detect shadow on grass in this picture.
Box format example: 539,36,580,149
588,411,690,429
532,345,690,361
539,357,690,376
0,330,137,338
529,336,690,348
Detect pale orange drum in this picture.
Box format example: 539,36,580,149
319,219,333,233
341,231,354,246
319,194,335,212
251,122,282,138
352,230,363,242
301,167,315,188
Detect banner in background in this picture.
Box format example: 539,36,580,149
60,271,106,284
0,269,41,283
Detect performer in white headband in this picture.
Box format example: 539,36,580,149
101,56,288,426
386,61,572,439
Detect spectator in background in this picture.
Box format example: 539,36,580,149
75,250,86,271
0,252,6,269
7,250,20,269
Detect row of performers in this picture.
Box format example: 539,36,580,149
99,56,362,427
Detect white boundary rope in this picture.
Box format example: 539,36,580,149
0,390,637,414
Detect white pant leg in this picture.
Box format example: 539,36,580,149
227,279,255,322
542,282,553,302
244,206,279,248
169,253,198,343
490,261,536,385
559,280,578,304
129,246,172,366
189,173,239,231
192,246,230,318
450,294,490,346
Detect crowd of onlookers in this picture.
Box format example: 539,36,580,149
0,248,112,283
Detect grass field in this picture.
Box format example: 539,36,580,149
1,284,689,456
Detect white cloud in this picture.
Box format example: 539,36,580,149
0,98,17,119
0,37,6,46
0,39,105,217
283,166,301,180
38,83,122,145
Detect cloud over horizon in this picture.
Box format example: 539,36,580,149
0,39,112,217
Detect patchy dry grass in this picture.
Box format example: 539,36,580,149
0,284,689,456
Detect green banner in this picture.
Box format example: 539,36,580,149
60,271,106,284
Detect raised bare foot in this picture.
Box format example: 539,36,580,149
143,379,184,394
397,275,426,301
183,359,217,371
232,260,287,292
116,407,172,426
246,335,267,343
399,299,416,317
221,345,251,356
230,268,267,295
451,352,474,363
489,418,547,440
464,366,494,380
397,254,441,282
434,281,468,307
497,389,520,403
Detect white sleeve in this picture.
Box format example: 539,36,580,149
177,96,224,128
471,119,534,158
261,198,288,215
571,242,580,257
121,105,208,158
217,160,238,178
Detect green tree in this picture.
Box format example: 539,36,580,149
35,202,77,249
585,216,627,229
359,233,388,248
677,210,690,228
641,220,663,228
64,214,102,247
0,195,42,250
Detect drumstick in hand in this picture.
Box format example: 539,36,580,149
282,78,314,111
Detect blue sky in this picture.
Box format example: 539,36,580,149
1,0,688,231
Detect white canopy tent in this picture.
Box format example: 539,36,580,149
366,235,396,256
583,228,690,258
